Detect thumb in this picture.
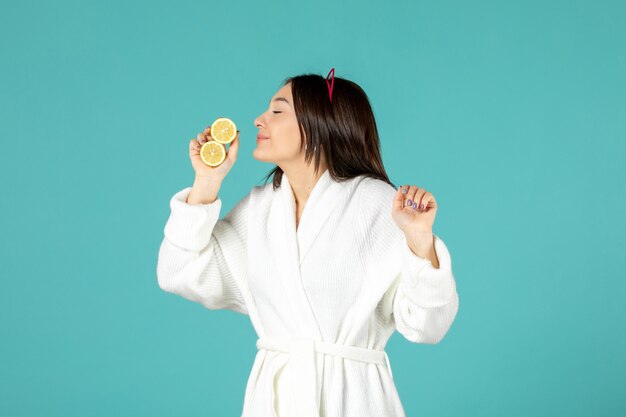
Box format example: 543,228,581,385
227,131,240,162
393,185,405,213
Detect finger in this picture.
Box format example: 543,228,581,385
421,192,437,211
227,131,240,162
417,191,429,211
399,185,412,209
393,185,406,212
399,185,410,209
413,188,427,210
406,186,418,210
197,132,208,145
189,138,201,153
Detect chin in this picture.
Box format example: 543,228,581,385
252,149,274,163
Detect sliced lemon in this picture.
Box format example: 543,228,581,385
200,140,226,166
210,117,238,144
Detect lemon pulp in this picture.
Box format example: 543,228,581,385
200,141,226,166
210,117,237,144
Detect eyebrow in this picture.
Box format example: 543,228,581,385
269,97,290,106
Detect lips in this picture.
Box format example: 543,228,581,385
256,134,270,140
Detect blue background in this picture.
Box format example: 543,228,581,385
1,0,624,416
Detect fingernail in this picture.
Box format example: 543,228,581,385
407,199,412,205
413,202,417,209
402,188,407,194
419,203,424,209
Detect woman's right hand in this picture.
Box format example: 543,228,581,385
189,125,241,182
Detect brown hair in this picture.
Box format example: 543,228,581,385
261,72,396,190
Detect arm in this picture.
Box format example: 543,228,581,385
406,233,439,269
156,186,250,315
393,233,459,344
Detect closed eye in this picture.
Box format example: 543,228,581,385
273,111,282,114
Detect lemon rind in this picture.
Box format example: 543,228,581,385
210,117,237,144
200,141,226,166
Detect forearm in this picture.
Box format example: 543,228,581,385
187,176,222,205
405,232,440,269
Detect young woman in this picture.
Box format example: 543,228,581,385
156,73,459,417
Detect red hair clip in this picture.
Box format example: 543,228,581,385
326,67,335,102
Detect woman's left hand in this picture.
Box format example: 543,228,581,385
392,184,438,243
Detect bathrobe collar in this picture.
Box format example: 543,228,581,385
266,168,352,340
279,168,348,266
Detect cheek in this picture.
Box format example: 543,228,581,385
271,136,300,154
273,120,302,151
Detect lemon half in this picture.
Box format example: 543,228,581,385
200,141,226,166
210,117,238,144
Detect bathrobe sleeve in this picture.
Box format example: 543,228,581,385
156,186,250,315
392,233,459,344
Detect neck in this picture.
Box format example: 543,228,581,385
282,164,328,207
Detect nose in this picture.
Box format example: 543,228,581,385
254,113,266,129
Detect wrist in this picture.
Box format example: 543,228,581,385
193,175,222,190
405,231,434,258
187,177,222,204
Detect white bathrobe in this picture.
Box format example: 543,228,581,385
156,168,459,417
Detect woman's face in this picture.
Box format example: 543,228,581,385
253,82,305,164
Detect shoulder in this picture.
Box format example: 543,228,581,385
351,176,405,258
250,181,273,197
350,176,399,232
248,181,275,208
354,176,398,208
225,182,271,214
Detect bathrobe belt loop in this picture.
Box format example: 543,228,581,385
256,337,394,417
